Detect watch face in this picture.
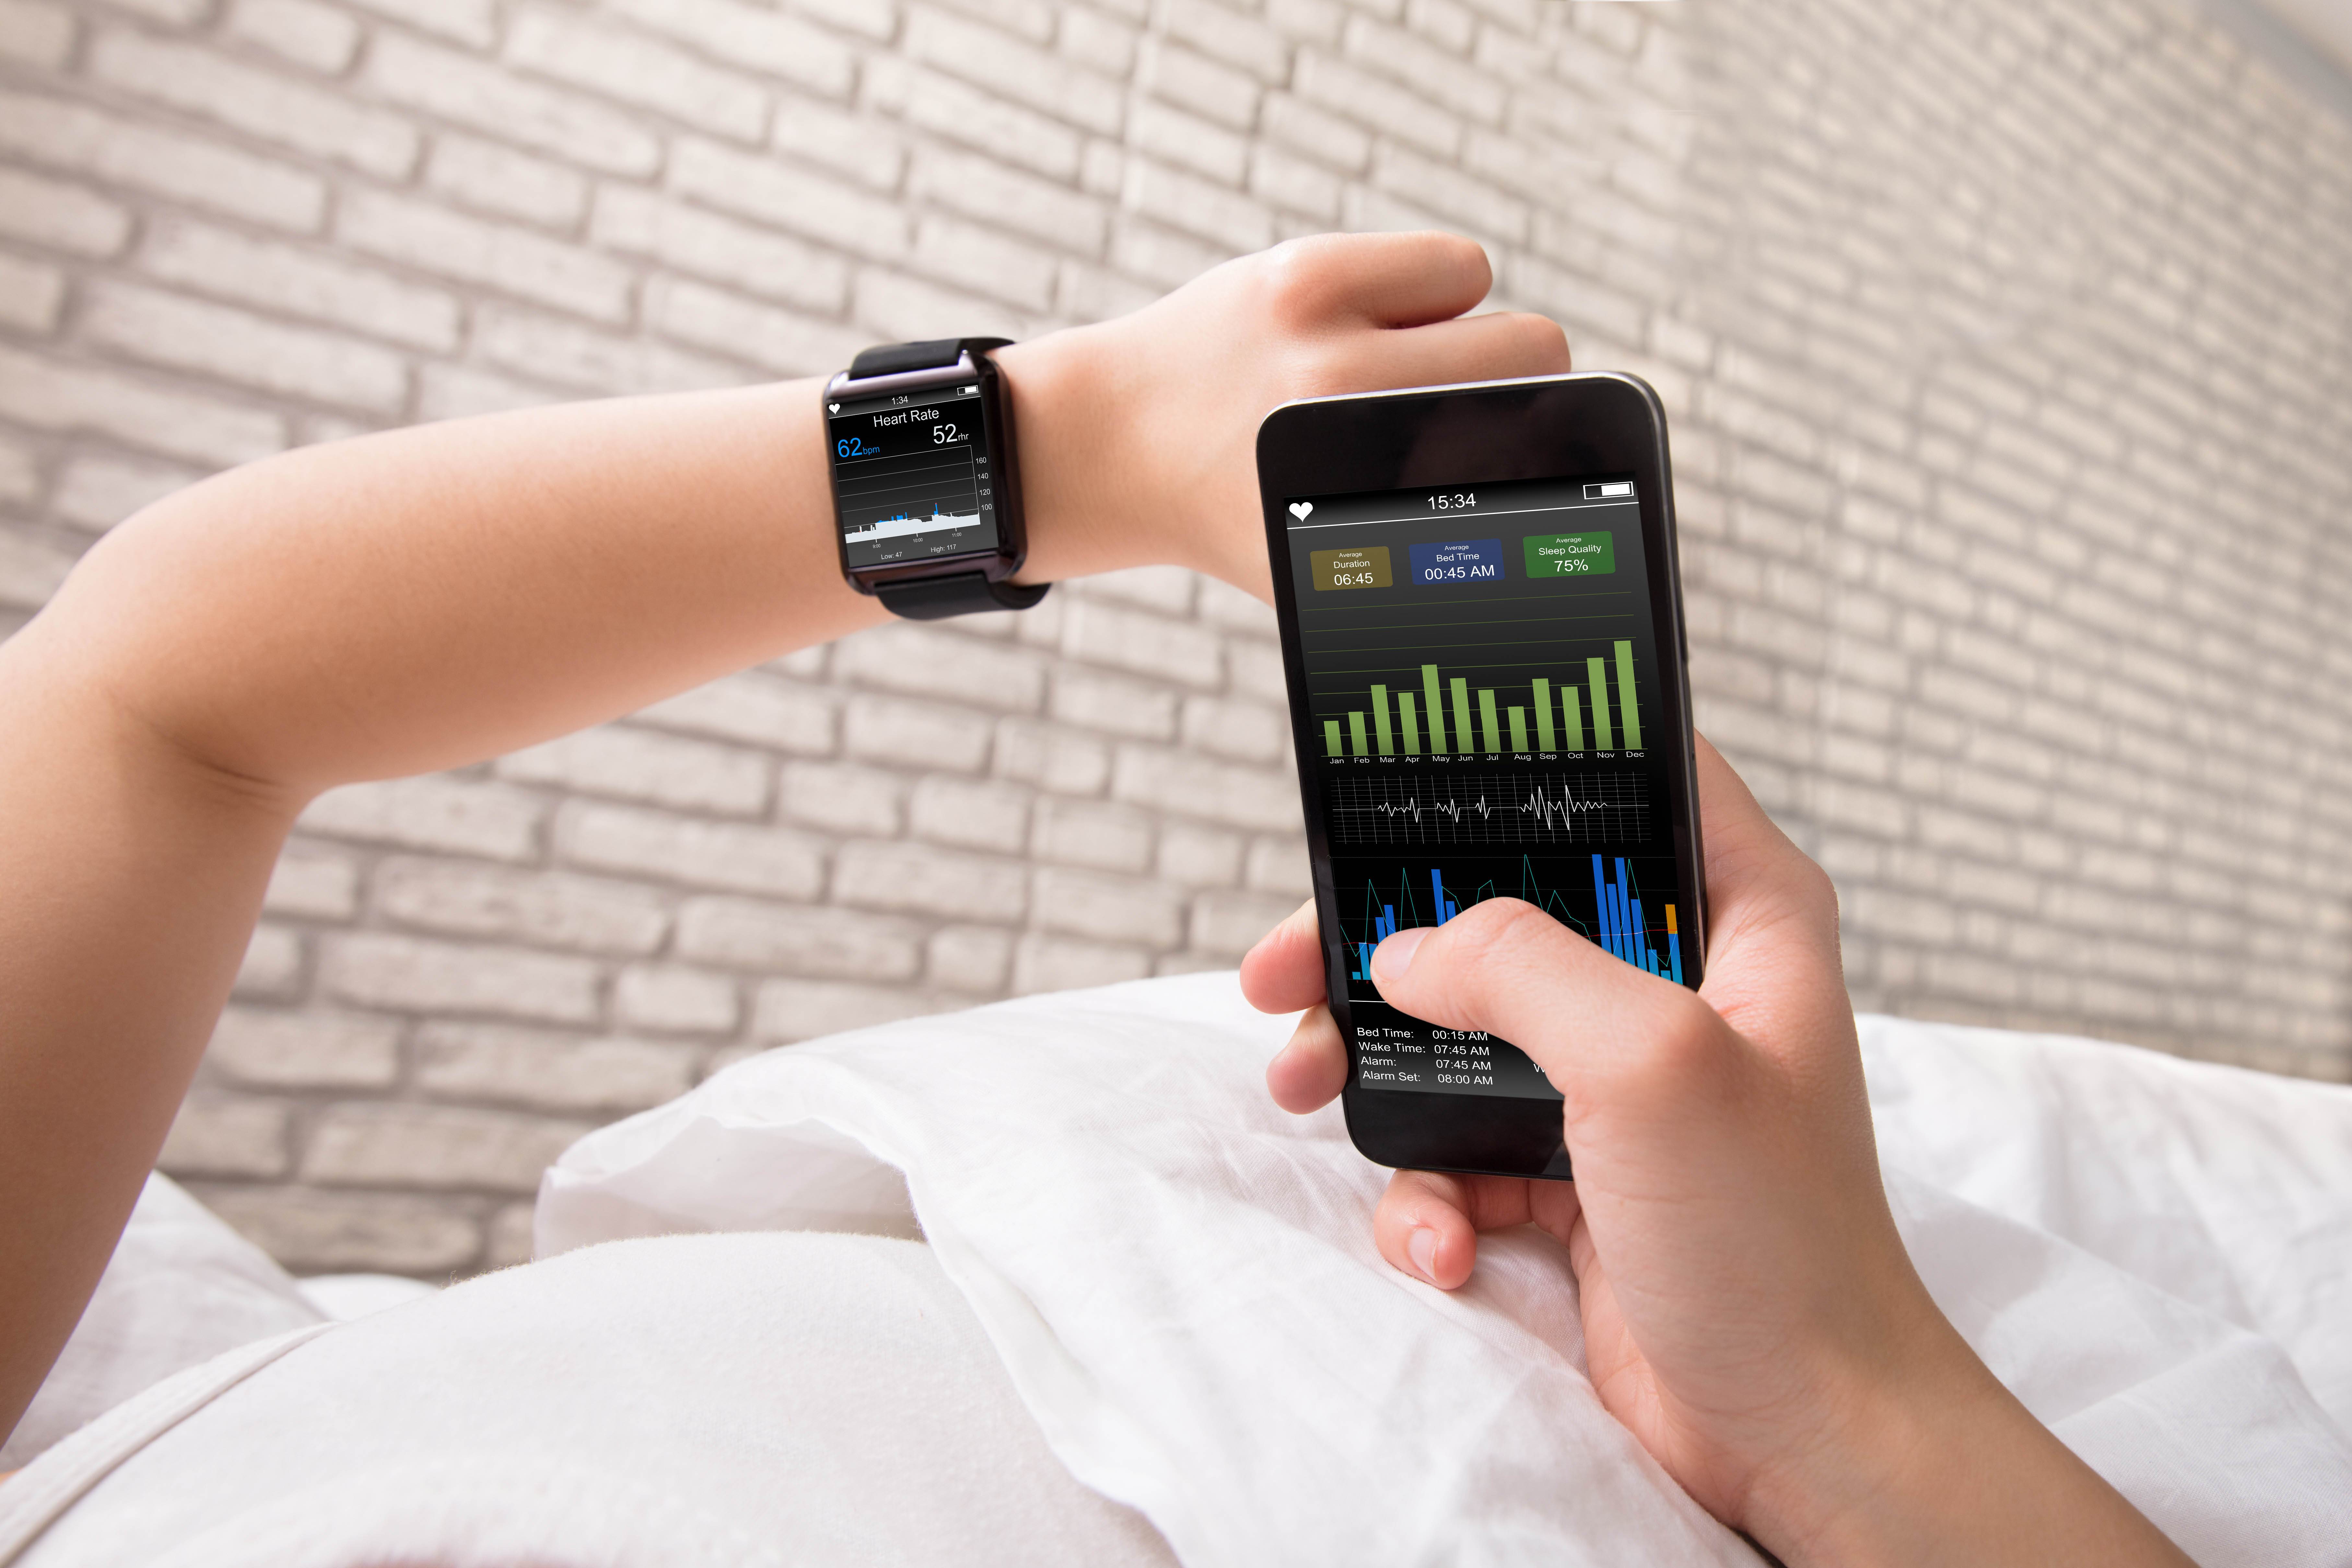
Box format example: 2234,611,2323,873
827,375,1004,568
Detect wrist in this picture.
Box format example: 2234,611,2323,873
991,322,1175,586
1745,1315,2186,1567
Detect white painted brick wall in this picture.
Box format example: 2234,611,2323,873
1,0,2346,1276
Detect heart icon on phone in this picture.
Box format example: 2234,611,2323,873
1289,502,1314,520
827,403,840,413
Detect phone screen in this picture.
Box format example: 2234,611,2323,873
1282,473,1693,1102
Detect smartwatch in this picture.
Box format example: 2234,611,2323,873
823,337,1050,619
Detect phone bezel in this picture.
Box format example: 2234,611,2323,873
1255,371,1706,1181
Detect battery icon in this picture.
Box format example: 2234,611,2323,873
1584,482,1634,499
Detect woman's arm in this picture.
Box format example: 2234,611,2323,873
0,231,1572,1439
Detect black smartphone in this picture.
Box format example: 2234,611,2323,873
1256,372,1706,1181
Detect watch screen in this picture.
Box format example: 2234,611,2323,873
828,378,1003,567
1283,474,1690,1103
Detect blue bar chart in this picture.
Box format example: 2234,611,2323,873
1343,855,1681,987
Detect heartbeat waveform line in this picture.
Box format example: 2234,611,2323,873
1327,770,1648,847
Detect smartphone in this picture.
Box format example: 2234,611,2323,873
1257,373,1706,1181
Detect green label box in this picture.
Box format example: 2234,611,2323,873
1522,532,1614,577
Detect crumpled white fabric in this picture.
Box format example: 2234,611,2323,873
539,973,2352,1566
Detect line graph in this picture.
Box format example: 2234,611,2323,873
836,444,982,544
1326,770,1648,847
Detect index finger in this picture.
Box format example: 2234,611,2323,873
1258,230,1494,330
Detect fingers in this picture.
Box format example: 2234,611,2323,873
1332,308,1572,398
1238,897,1327,1014
1261,230,1494,329
1372,1169,1588,1290
1264,1004,1348,1114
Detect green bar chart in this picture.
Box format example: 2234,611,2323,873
1323,643,1646,758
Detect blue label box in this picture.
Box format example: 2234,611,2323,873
1408,537,1505,585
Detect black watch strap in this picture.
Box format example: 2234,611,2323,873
847,337,1012,380
873,571,1050,620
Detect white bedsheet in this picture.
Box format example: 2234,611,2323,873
540,974,2352,1566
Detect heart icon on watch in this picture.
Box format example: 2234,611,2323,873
1288,502,1313,520
827,403,840,412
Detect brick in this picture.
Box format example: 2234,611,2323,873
1162,0,1291,81
834,839,1027,921
752,978,944,1042
0,89,324,231
495,725,770,815
647,277,868,378
556,802,825,900
1032,797,1153,873
1181,695,1288,764
263,846,358,919
341,0,491,46
909,775,1033,852
365,33,658,175
0,166,131,257
1112,743,1304,832
863,58,1083,181
373,858,671,955
843,693,997,772
207,1007,400,1089
772,96,906,189
1126,99,1249,186
1159,821,1244,886
781,760,906,835
228,0,358,73
992,718,1111,795
670,136,912,256
836,621,1048,712
594,187,847,313
304,1103,591,1192
851,265,1025,343
1122,158,1275,252
1250,144,1343,218
80,280,405,414
1010,931,1150,994
0,0,70,66
424,135,589,229
1031,866,1184,946
0,252,63,333
234,923,304,999
1137,38,1261,131
1047,668,1177,741
790,0,899,41
416,1024,695,1112
905,147,1108,252
676,895,923,980
927,925,1013,992
0,531,71,611
300,776,543,861
1292,51,1462,158
607,0,855,96
320,932,599,1023
1245,837,1313,895
159,1092,290,1178
903,9,1125,136
1189,888,1305,957
474,306,742,397
139,219,462,351
1060,599,1224,689
338,189,634,323
1261,92,1371,171
504,9,769,143
91,29,417,176
908,214,1059,310
1372,142,1527,243
614,963,739,1034
1058,8,1137,75
199,1188,479,1275
0,435,36,506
